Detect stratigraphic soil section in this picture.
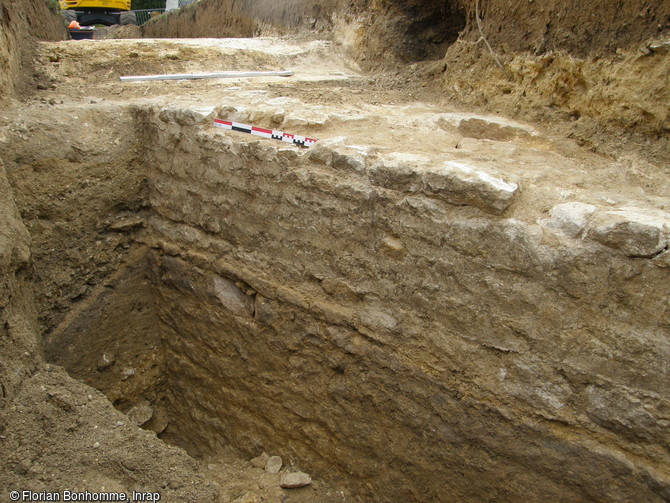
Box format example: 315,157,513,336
0,0,65,103
1,31,668,501
144,0,670,163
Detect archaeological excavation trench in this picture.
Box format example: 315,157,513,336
1,0,670,501
2,85,669,501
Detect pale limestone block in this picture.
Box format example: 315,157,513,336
280,472,312,489
543,202,597,237
587,208,669,257
265,456,283,473
423,161,519,214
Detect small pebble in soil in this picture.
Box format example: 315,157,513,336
265,456,282,474
280,472,312,489
250,452,269,469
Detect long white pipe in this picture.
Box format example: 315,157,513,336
119,70,294,82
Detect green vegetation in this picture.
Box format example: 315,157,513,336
131,0,165,9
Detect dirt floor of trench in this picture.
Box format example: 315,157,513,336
1,24,670,503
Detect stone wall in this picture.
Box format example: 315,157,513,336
136,107,670,502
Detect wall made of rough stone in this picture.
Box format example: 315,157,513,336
139,108,670,502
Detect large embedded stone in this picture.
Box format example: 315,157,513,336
587,209,668,257
422,161,519,214
250,452,270,469
367,153,427,192
265,456,283,473
159,105,216,126
332,148,366,173
127,403,154,426
368,156,518,214
543,202,597,238
585,385,665,444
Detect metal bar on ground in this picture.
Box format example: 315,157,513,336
119,71,294,82
213,119,318,148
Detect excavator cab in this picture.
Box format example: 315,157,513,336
59,0,137,26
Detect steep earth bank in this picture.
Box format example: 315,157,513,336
144,0,670,58
144,0,670,163
0,117,220,501
0,1,217,501
0,0,66,103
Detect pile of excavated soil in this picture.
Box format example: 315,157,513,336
94,24,142,39
1,364,348,502
0,367,219,501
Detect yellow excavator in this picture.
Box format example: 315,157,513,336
59,0,137,26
